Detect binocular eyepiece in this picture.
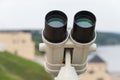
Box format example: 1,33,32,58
43,10,96,43
44,10,68,43
72,11,96,43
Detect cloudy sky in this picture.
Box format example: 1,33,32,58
0,0,120,33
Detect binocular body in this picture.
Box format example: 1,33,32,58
40,31,96,76
39,10,97,76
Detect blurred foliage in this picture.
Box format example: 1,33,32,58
22,30,120,54
0,51,53,80
96,32,120,46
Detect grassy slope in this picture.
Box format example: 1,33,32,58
0,51,53,80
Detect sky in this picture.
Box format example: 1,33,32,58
0,0,120,33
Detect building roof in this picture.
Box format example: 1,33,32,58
89,55,105,63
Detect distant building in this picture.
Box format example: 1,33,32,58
80,55,111,80
0,31,35,60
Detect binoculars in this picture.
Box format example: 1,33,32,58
40,10,97,76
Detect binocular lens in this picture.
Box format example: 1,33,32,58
44,10,68,43
48,18,64,28
43,10,96,43
76,18,93,28
71,11,96,43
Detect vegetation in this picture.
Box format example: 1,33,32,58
0,51,53,80
29,30,120,46
96,32,120,46
22,30,120,54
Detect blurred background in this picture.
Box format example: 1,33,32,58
0,0,120,80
